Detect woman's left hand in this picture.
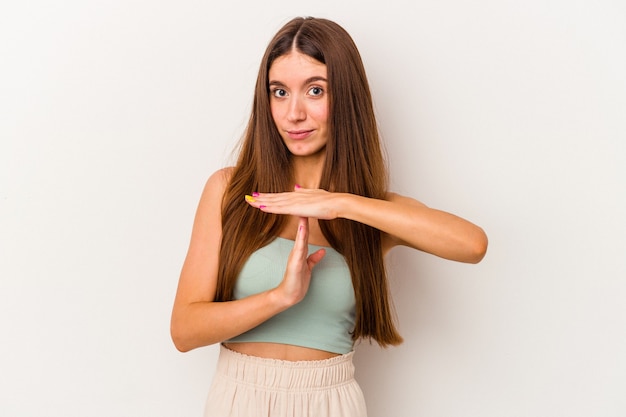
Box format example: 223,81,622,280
245,186,341,220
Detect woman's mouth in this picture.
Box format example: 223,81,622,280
286,129,313,140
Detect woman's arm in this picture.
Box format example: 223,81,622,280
170,170,324,352
346,192,487,263
245,188,488,263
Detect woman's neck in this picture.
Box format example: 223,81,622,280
291,151,325,189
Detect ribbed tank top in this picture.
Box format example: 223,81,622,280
226,237,356,354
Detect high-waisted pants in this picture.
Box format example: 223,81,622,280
203,345,367,417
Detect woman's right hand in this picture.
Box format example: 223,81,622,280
274,217,326,306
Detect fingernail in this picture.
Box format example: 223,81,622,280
245,195,256,203
259,205,266,209
295,184,301,189
252,192,260,197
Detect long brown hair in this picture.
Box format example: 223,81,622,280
216,17,402,347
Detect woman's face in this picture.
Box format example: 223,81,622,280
268,51,329,158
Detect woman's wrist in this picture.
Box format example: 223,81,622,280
267,286,295,311
333,192,356,219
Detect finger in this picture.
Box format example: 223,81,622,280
307,248,326,269
244,194,268,211
293,217,309,257
295,216,308,243
244,194,259,206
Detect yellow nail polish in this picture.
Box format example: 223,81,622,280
245,195,256,203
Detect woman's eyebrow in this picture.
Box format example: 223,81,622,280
268,76,328,87
303,76,328,84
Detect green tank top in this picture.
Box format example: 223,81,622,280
226,237,356,354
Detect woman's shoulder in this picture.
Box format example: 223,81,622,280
211,166,235,181
206,167,235,187
200,167,235,200
384,191,426,207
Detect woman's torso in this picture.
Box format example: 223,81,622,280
224,216,374,361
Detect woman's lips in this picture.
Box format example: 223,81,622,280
286,129,313,140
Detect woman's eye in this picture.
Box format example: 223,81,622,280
309,87,323,96
272,89,287,98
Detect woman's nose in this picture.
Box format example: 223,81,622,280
286,97,306,122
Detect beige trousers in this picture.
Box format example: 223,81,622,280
204,345,367,417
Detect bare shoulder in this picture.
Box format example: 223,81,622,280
206,166,234,189
384,191,427,207
190,167,235,230
200,167,234,200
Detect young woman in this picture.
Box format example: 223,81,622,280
171,16,487,417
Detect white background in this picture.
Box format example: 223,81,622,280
1,1,625,416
